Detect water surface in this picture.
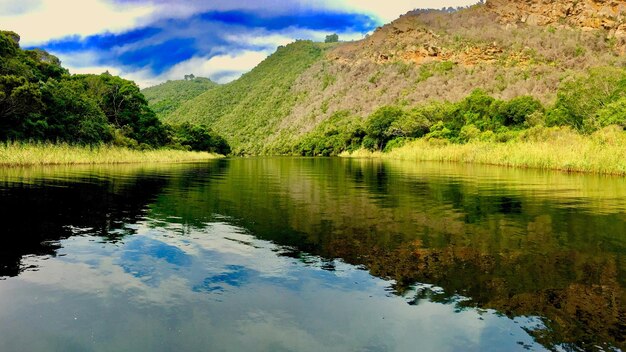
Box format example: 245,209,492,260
0,158,624,351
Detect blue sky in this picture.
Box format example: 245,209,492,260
0,0,477,87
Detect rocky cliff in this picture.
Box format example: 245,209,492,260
487,0,626,39
163,0,626,154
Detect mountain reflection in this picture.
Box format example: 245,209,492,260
0,159,624,351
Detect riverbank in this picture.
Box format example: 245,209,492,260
341,126,626,176
0,143,221,166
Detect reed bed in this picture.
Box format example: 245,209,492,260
342,126,626,176
0,142,221,166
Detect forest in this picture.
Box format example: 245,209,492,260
296,67,626,157
0,30,230,155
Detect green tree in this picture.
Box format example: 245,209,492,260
0,75,44,140
172,122,231,154
325,34,339,43
594,97,626,129
365,106,405,150
76,73,169,147
548,67,626,132
495,96,543,127
41,79,112,144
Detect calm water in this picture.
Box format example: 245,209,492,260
0,158,625,351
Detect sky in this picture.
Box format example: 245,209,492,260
0,0,477,87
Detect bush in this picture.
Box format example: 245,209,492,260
459,124,481,142
594,97,626,129
495,96,544,127
383,137,412,152
548,67,626,132
170,122,231,154
365,106,406,150
362,136,377,151
426,121,454,140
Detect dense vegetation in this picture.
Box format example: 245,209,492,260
159,3,626,156
296,66,626,157
142,76,217,119
0,30,229,155
166,40,332,154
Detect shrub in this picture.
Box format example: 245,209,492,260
459,124,481,142
495,96,544,127
365,106,406,150
594,97,626,129
362,136,378,151
549,67,626,132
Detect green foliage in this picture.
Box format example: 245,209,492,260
296,111,364,156
494,95,544,127
387,107,431,139
167,40,326,154
594,97,626,129
365,106,405,150
41,79,112,144
293,91,555,154
0,29,228,150
416,61,456,83
547,67,626,132
325,34,339,43
142,77,218,118
0,75,44,140
170,122,231,154
458,124,481,142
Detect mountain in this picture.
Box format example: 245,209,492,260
142,77,218,119
162,0,626,155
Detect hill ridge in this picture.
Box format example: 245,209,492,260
161,1,626,155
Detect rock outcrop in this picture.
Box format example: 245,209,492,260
486,0,626,38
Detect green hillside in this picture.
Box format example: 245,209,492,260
142,77,217,119
162,2,626,156
165,40,331,154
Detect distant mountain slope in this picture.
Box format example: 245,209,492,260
142,77,217,118
166,41,329,154
163,0,626,155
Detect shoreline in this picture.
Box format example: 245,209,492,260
0,143,222,167
340,130,626,176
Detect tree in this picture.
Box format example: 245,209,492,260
547,67,626,132
171,122,231,154
495,96,543,127
365,106,405,150
41,79,112,144
325,34,339,43
76,73,170,147
0,75,44,140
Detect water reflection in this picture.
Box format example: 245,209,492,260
0,159,624,351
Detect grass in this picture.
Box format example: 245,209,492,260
0,142,221,166
341,126,626,176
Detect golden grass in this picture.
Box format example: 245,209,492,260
341,126,626,176
0,142,221,166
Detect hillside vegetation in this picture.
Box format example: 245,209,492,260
167,41,330,154
0,30,230,159
161,0,626,157
142,77,217,119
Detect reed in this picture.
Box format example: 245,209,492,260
0,142,221,166
341,126,626,175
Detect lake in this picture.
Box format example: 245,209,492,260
0,158,624,351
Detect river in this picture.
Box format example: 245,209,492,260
0,158,624,351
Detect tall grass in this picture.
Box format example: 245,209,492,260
0,142,221,166
341,126,626,175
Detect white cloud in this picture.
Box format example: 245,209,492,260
162,50,271,84
0,0,156,45
57,49,272,88
325,0,479,22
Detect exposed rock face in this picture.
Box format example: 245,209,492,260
486,0,626,38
